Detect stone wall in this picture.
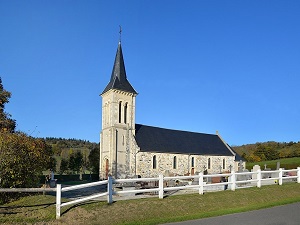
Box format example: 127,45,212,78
136,151,235,177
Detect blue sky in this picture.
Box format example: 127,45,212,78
1,1,300,146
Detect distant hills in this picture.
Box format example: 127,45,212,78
232,141,300,162
44,137,99,173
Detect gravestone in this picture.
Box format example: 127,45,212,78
49,170,57,188
238,160,244,172
276,161,281,170
236,169,251,182
263,168,271,179
252,165,261,180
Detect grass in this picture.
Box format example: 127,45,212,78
0,194,57,224
246,157,300,170
1,183,300,224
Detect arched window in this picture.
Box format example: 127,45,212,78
119,101,122,123
223,159,226,170
191,157,194,168
153,155,157,169
173,156,177,169
124,103,128,124
208,158,211,169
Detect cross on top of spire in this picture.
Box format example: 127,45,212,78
119,25,122,43
101,32,137,95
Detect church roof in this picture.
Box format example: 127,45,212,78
102,42,137,95
135,124,235,156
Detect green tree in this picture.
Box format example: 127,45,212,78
88,145,100,174
59,158,69,175
68,152,83,174
0,78,16,132
82,148,89,172
48,157,57,172
68,154,76,174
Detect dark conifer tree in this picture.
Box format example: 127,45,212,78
0,77,16,132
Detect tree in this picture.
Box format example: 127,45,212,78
68,151,83,174
0,132,53,203
88,145,100,174
0,78,16,132
59,158,69,175
48,157,57,172
253,143,279,161
0,132,53,187
68,154,76,174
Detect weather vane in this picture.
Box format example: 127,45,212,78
119,25,122,42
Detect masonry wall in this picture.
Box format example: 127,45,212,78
136,152,235,177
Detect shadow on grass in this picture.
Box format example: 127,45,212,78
162,190,182,199
0,202,56,209
0,202,56,215
60,200,116,217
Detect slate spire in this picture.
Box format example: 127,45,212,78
102,42,137,95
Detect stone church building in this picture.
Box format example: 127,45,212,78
100,41,244,179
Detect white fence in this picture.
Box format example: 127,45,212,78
55,167,300,219
1,168,299,219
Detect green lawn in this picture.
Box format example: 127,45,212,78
1,183,300,225
246,157,300,170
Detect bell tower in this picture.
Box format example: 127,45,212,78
100,41,137,179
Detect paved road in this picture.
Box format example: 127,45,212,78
164,202,300,225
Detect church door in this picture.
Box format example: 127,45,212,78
105,159,109,179
191,168,195,175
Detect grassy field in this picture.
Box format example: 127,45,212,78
246,157,300,170
1,183,300,225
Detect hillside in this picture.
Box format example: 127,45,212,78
232,141,300,162
44,137,99,174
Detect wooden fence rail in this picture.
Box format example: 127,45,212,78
0,188,56,192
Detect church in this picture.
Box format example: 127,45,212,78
99,41,244,179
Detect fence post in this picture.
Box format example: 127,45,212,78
159,174,164,199
278,168,283,185
107,176,113,204
230,171,236,191
257,169,261,188
56,184,61,219
297,167,300,184
199,172,204,195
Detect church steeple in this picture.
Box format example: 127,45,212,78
102,42,137,95
100,40,137,179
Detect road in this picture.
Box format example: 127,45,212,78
164,202,300,225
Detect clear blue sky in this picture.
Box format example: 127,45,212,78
1,1,300,146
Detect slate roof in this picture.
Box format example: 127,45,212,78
102,42,137,95
135,124,235,156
